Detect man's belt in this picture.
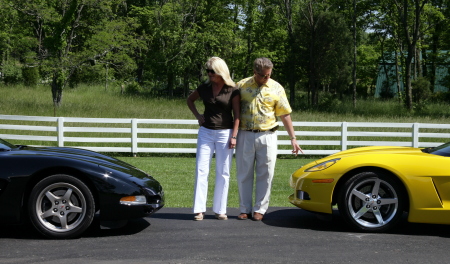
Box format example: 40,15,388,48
245,125,279,133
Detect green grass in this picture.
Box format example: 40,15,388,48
118,156,315,208
2,84,450,208
3,84,450,122
1,84,198,119
3,84,450,151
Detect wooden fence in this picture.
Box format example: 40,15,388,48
1,114,450,156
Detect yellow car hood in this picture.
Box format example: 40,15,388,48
303,146,425,170
327,146,422,159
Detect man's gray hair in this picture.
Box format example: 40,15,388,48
253,57,273,73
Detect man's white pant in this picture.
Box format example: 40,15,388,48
193,126,233,215
235,130,277,215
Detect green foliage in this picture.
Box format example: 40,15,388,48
124,81,144,95
22,66,39,87
317,93,343,112
69,65,107,88
441,67,450,90
296,6,353,104
2,61,22,84
357,42,379,93
21,52,40,87
1,0,450,112
380,80,395,99
411,77,432,111
412,77,432,103
5,0,142,106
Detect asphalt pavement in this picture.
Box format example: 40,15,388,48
1,207,450,263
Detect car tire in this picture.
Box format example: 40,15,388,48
28,174,95,239
338,171,406,232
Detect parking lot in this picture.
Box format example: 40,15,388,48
1,207,450,263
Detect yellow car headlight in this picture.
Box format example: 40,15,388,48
305,158,340,172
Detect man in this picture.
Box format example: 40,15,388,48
235,57,303,221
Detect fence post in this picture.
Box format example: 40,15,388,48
341,122,348,151
57,117,64,147
132,119,138,156
413,123,419,148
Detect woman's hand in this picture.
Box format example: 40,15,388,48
196,114,205,126
229,137,236,149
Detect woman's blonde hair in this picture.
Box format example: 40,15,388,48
205,57,235,87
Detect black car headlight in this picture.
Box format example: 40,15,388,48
119,195,147,205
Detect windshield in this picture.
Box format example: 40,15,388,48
422,142,450,157
0,139,16,151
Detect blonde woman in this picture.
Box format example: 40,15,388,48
187,57,240,221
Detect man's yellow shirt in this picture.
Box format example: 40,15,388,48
237,76,292,131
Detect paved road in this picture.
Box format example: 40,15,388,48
1,207,450,263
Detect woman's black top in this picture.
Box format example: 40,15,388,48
197,83,239,130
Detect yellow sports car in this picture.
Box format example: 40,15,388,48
289,142,450,232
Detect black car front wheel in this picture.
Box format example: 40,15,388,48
28,174,95,239
338,171,406,232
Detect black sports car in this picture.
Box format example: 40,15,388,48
0,138,164,239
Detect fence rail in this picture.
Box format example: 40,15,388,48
1,114,450,156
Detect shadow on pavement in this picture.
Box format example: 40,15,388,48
0,217,150,240
2,207,450,239
150,207,450,238
263,207,450,238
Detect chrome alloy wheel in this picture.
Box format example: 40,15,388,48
347,177,399,228
338,171,406,232
34,182,87,233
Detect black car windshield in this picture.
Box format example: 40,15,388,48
422,142,450,157
0,139,16,151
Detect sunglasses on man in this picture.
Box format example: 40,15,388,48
256,72,271,78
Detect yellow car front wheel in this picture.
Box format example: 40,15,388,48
338,170,407,232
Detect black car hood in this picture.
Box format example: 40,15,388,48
13,146,152,180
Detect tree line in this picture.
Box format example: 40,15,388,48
0,0,449,111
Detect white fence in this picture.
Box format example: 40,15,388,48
1,114,450,156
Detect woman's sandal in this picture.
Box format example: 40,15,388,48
215,213,228,220
194,213,204,221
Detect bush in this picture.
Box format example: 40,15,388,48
429,91,450,103
22,66,40,87
124,81,144,95
440,68,450,91
379,80,395,99
317,93,342,112
412,77,431,103
2,63,22,84
68,65,106,87
356,82,370,99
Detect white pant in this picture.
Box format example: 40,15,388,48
235,130,277,215
193,126,233,214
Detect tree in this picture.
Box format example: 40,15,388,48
2,0,450,108
277,0,302,107
380,0,443,110
422,0,448,92
297,1,352,105
9,0,141,110
397,0,428,110
0,1,35,85
132,0,240,97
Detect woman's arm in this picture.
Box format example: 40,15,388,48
187,90,204,125
229,93,240,149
